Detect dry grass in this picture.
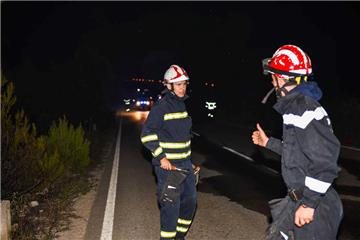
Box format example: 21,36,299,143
10,173,95,240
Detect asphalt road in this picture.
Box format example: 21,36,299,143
192,132,360,240
85,111,360,240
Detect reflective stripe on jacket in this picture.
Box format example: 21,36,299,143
141,90,192,165
266,84,340,209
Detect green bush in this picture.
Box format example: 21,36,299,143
1,80,45,197
47,116,90,174
36,136,65,186
2,77,92,239
1,78,90,198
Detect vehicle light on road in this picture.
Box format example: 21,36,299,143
124,99,131,105
205,102,217,110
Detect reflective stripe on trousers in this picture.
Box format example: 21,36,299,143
155,160,197,240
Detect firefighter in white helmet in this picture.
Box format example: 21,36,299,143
141,64,199,240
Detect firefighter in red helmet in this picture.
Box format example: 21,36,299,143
252,45,343,239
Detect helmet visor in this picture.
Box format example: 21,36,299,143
262,58,272,75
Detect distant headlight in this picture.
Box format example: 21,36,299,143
136,101,140,106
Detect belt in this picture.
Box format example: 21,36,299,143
288,188,303,201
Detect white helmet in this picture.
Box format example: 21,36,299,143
164,64,189,83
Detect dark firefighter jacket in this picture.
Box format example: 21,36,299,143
266,82,341,209
141,90,192,166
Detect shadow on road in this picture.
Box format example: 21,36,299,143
192,135,360,240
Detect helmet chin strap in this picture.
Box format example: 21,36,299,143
162,81,189,100
261,88,275,104
261,77,297,104
162,83,183,99
277,81,297,97
163,81,175,92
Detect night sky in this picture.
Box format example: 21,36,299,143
2,2,360,128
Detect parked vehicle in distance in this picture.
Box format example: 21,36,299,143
133,96,154,111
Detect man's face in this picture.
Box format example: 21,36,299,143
167,80,188,97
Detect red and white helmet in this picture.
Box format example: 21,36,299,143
262,45,312,80
164,64,189,84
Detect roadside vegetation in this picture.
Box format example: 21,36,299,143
1,77,96,239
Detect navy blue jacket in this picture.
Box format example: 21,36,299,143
141,90,192,166
266,82,341,208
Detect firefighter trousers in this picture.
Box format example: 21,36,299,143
155,160,197,240
294,187,343,240
268,187,343,240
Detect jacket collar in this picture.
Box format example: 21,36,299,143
163,88,189,101
273,82,322,114
273,91,301,115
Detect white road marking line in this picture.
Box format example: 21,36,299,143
342,145,360,152
222,146,279,175
340,194,360,202
100,119,122,240
222,146,255,162
257,165,280,176
192,131,200,137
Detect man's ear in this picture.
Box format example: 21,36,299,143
166,84,172,90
